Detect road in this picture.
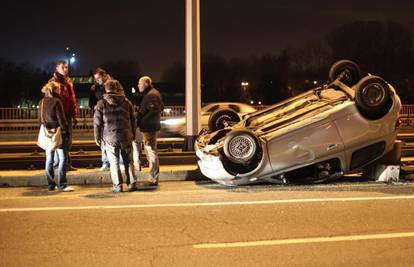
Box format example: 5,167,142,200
1,180,414,266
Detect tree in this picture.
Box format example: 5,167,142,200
101,59,142,100
0,58,48,107
161,61,185,86
326,20,414,79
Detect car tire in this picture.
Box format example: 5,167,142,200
354,75,393,120
223,129,260,164
221,129,263,175
329,60,361,87
208,108,240,132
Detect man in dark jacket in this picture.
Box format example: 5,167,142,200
89,68,111,109
89,68,112,171
94,79,137,193
136,76,164,186
49,60,78,171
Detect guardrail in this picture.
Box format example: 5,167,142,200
0,106,186,120
1,105,413,132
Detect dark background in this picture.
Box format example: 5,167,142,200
1,0,414,106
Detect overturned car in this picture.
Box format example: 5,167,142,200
195,60,401,186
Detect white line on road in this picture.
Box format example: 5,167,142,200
1,195,414,213
193,232,414,249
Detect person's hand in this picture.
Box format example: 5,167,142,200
95,139,101,147
73,118,78,127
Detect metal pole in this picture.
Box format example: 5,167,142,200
184,0,201,151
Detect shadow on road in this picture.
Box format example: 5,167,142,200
194,176,414,195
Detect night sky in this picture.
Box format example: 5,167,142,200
1,0,413,80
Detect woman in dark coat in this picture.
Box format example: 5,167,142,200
39,81,74,192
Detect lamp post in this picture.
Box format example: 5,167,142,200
184,0,201,151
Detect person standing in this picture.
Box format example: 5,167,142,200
39,81,74,192
136,76,164,187
49,60,78,171
89,68,112,171
93,80,137,193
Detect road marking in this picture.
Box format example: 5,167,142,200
193,231,414,249
1,195,414,213
0,189,212,201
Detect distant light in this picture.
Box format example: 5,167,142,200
162,118,184,126
258,101,262,105
70,56,76,64
241,81,249,86
163,108,172,115
131,87,136,94
66,47,70,51
36,105,39,109
313,80,318,85
250,101,254,104
17,105,21,108
32,105,35,108
72,53,76,57
79,105,83,109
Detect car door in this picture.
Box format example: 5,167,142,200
265,114,347,174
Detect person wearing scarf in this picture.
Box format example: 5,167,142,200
49,60,79,171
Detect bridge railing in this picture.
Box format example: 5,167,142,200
1,105,413,132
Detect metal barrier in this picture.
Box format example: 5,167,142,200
1,104,414,132
400,104,414,128
0,106,187,133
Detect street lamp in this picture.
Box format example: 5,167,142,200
70,53,76,64
65,47,76,69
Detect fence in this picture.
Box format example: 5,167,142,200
1,104,414,132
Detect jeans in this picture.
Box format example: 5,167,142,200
106,143,137,189
54,116,73,167
45,148,67,189
142,131,159,183
101,141,109,166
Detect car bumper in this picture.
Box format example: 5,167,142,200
195,144,235,184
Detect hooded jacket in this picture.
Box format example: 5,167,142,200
136,87,164,132
93,92,136,148
38,95,69,136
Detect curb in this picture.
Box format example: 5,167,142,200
0,165,207,187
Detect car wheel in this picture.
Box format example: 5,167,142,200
354,75,393,120
221,130,263,175
329,60,361,87
223,130,259,164
208,108,240,132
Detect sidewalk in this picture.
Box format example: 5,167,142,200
0,165,205,187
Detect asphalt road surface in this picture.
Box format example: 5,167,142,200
1,180,414,266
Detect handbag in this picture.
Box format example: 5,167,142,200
37,100,62,151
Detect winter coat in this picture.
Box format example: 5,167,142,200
38,95,69,136
136,87,164,132
93,93,137,148
49,73,78,119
